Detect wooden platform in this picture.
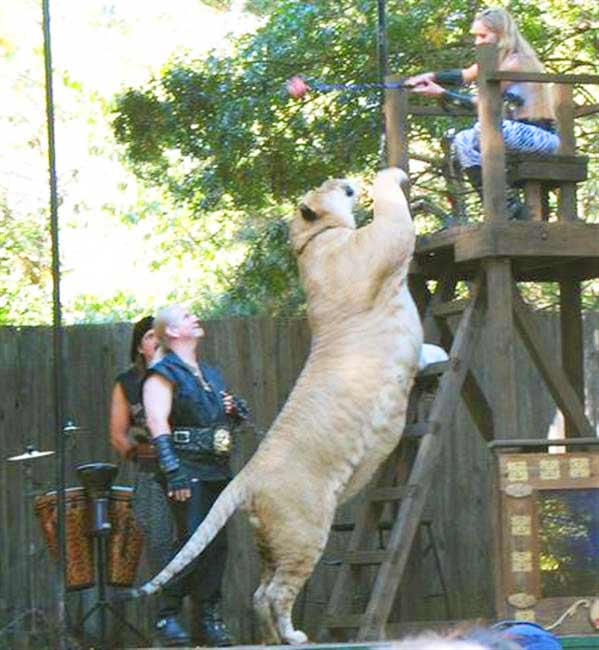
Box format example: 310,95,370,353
412,221,599,282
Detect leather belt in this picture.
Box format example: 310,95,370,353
172,427,232,457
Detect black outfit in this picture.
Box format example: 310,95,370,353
148,351,246,645
115,367,174,611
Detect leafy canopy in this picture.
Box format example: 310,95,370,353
113,0,599,315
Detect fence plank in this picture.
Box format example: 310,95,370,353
0,315,598,643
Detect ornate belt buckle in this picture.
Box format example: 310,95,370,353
173,430,191,444
213,428,232,455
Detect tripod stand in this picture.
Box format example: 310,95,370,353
0,448,56,647
77,463,149,650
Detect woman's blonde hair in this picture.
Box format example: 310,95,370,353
476,7,543,71
475,7,555,118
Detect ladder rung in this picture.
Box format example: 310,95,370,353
331,512,433,535
331,520,394,533
368,486,406,502
343,550,389,565
416,360,449,382
324,614,364,629
431,299,470,318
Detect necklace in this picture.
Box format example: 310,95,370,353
186,362,212,391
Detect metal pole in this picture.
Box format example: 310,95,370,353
41,0,69,645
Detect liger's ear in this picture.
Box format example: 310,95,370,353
299,203,319,222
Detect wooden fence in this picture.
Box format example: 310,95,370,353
1,314,598,645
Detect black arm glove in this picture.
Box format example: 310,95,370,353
232,396,250,422
153,434,190,492
433,69,464,86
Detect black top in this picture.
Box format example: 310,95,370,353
116,366,146,429
147,352,234,480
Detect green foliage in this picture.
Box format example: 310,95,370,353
111,0,599,316
0,198,52,324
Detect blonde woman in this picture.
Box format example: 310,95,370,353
406,7,560,219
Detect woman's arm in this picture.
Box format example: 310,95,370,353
462,63,479,84
109,383,136,458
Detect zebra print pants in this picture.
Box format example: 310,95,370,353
453,120,560,170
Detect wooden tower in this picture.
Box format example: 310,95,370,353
320,44,599,641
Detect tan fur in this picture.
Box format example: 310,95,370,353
136,168,423,644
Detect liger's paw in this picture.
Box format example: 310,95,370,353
376,166,408,188
285,629,308,645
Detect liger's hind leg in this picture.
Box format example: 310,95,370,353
254,569,281,643
265,560,317,645
252,526,281,643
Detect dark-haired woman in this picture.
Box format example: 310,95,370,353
109,315,175,639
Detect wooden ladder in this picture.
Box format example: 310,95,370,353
320,273,489,641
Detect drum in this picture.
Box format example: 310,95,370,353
35,485,144,590
105,486,144,587
35,487,94,590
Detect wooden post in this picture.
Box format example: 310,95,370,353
485,258,519,439
477,44,507,222
555,85,585,435
384,74,410,173
560,278,585,437
555,85,577,221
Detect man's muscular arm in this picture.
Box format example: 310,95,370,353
144,374,191,501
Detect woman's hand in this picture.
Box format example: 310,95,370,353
409,78,446,98
404,71,435,88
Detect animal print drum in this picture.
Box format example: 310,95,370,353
35,485,144,590
105,486,144,587
35,487,94,590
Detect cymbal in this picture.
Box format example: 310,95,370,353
7,448,55,462
63,422,84,433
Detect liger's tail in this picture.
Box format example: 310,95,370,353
131,470,250,598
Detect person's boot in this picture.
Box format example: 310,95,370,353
506,190,528,220
197,600,234,647
155,616,191,647
466,165,528,220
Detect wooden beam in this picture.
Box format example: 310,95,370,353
576,103,599,118
485,258,518,438
461,372,495,441
489,71,599,85
433,284,495,442
454,222,599,262
384,74,410,173
477,44,507,223
489,437,599,449
555,85,578,221
559,278,585,437
512,286,594,437
421,272,458,341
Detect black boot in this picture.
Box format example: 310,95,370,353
155,616,191,647
197,600,234,647
507,191,528,220
466,165,528,220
